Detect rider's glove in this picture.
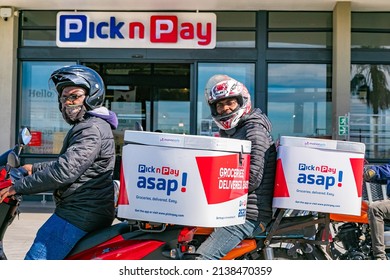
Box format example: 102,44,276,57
363,168,376,181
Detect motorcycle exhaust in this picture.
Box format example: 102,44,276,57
263,246,274,260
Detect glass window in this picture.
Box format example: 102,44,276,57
216,31,255,48
102,63,152,75
20,61,76,154
268,64,332,140
215,12,256,28
20,11,57,47
154,64,191,76
214,12,256,48
197,63,255,136
268,12,332,49
352,32,390,49
352,13,390,49
21,11,57,27
268,32,332,48
83,63,191,153
21,30,57,47
269,12,332,28
153,89,190,134
352,13,390,29
350,64,390,159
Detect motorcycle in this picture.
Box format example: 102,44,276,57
0,127,383,260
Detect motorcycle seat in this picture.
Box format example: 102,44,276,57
67,222,130,257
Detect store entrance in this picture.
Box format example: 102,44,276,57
84,62,191,143
84,63,191,179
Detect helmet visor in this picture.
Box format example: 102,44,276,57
48,73,90,94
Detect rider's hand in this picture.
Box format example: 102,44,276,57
363,168,376,181
22,164,33,175
0,186,16,203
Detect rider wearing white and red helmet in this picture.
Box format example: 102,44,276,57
205,75,252,130
197,74,277,260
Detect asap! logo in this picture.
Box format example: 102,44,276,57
136,164,188,196
297,163,344,190
57,12,216,48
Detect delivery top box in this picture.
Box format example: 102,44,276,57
273,136,366,216
124,130,251,153
279,136,366,154
118,131,252,227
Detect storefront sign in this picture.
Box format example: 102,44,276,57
56,12,216,49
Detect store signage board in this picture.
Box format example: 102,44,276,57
56,12,216,49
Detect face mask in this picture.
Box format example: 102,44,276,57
62,104,87,125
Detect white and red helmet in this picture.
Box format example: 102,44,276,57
204,75,252,130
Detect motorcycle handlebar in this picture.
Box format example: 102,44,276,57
9,167,28,181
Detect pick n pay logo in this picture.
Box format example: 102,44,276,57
57,12,216,49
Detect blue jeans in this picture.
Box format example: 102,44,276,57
25,213,87,260
196,219,265,260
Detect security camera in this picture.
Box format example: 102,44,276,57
0,7,13,21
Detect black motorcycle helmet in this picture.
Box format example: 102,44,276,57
48,65,105,111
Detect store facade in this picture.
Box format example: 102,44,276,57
1,1,390,167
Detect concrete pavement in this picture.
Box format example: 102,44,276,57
3,201,54,260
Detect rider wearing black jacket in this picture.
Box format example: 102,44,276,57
196,74,276,260
16,114,117,232
219,108,276,225
0,65,118,259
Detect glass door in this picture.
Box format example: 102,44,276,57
84,63,191,153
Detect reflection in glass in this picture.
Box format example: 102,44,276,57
268,32,332,48
350,64,390,159
20,61,76,154
351,33,390,49
268,64,332,140
217,31,255,48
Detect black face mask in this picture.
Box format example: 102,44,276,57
61,104,87,125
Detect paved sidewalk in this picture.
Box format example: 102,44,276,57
3,201,54,260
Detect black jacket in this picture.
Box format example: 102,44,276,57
13,110,117,232
220,108,276,224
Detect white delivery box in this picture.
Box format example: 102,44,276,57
117,131,251,227
273,136,366,215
